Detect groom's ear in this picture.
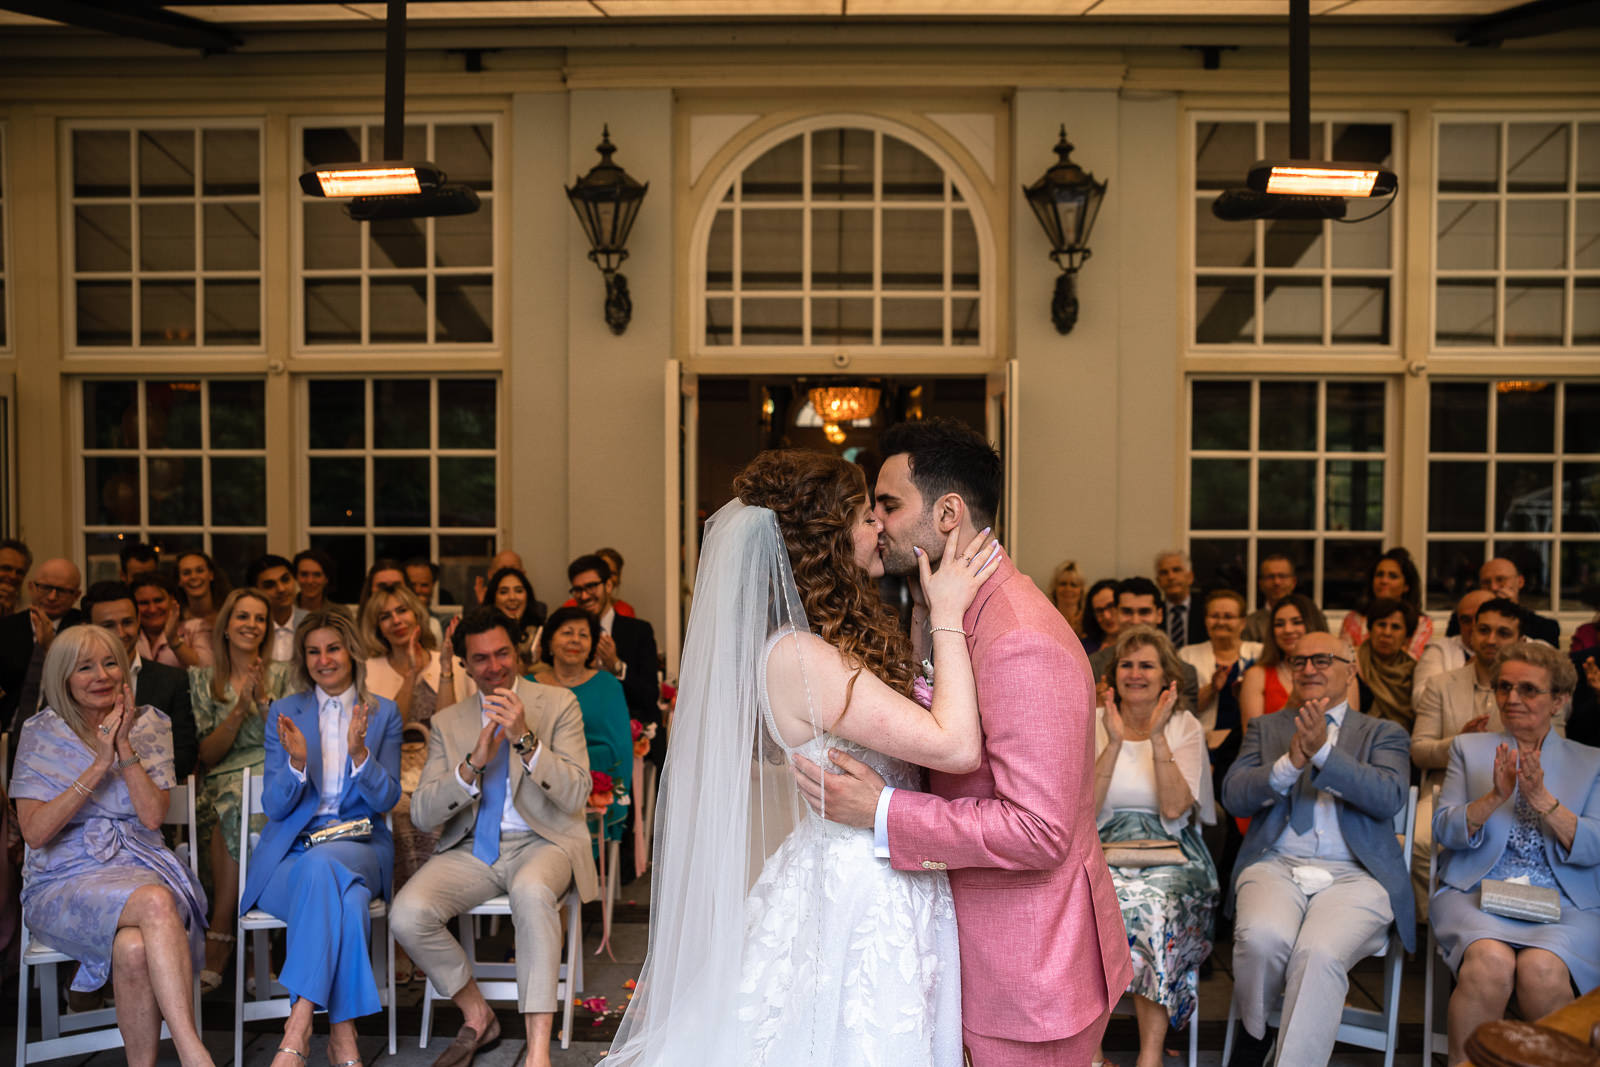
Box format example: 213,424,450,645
932,492,966,534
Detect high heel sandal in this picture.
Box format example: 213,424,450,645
200,931,235,993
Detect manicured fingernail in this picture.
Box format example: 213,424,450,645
914,546,923,556
981,526,992,535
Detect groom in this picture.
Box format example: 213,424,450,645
794,417,1132,1066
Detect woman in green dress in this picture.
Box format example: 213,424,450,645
534,606,632,843
190,586,292,991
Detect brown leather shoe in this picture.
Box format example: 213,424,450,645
431,1016,502,1067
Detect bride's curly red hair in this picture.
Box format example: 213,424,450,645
733,450,916,697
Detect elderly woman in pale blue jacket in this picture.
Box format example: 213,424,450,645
1431,641,1600,1064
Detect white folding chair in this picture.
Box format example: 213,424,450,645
1421,784,1452,1063
1111,974,1200,1067
1222,784,1418,1067
15,776,201,1065
418,887,585,1050
233,767,397,1067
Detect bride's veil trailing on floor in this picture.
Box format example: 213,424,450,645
606,498,824,1064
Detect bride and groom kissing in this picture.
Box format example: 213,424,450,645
606,417,1132,1067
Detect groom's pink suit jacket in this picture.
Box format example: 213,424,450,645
887,552,1133,1044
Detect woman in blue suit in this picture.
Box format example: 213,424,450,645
239,610,402,1067
1432,640,1600,1063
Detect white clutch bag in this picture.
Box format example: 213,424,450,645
1480,878,1560,924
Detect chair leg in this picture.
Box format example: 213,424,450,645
1381,946,1403,1067
233,927,246,1067
1423,935,1436,1064
37,960,60,1041
15,944,29,1067
1222,993,1237,1067
386,918,397,1057
1189,970,1200,1067
419,979,435,1049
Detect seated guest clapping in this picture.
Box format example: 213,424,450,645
12,625,213,1066
1221,631,1414,1067
390,608,598,1067
1430,641,1600,1064
536,607,632,845
239,611,402,1067
1354,597,1419,731
1238,594,1320,731
1094,625,1218,1067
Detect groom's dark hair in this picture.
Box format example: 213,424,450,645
878,417,1001,529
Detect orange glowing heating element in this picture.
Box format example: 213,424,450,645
314,168,423,197
1264,166,1380,197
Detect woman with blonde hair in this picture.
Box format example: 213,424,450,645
1049,559,1087,638
12,625,213,1065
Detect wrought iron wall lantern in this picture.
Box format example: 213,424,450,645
1022,126,1108,335
566,126,649,335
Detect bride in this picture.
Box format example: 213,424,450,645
606,449,1000,1066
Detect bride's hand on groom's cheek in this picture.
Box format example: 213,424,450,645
791,750,884,829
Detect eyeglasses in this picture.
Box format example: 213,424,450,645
31,581,79,598
1205,613,1240,622
1286,653,1351,671
1493,681,1550,700
569,580,605,597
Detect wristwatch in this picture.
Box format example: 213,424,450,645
513,731,537,755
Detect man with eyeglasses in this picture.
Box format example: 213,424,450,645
566,554,660,766
1,558,85,738
1241,555,1327,645
1221,630,1414,1067
1411,597,1568,916
1088,577,1200,712
1470,557,1560,648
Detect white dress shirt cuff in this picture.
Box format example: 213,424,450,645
523,744,541,774
350,754,368,776
288,762,308,783
1310,738,1334,769
458,764,481,796
873,786,895,858
1269,753,1301,794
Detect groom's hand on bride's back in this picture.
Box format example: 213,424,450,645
791,750,885,829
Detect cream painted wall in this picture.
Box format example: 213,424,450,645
1011,89,1180,593
566,89,673,629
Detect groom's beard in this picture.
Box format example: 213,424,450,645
879,544,920,577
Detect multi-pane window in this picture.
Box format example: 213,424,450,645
1425,380,1600,611
80,378,267,583
68,122,264,348
702,125,984,350
298,119,495,347
303,377,498,602
1435,118,1600,348
1188,377,1391,610
1193,116,1398,347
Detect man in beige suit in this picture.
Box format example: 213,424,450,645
392,608,598,1067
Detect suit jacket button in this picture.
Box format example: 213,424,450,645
920,860,931,869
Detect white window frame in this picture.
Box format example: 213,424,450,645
1,122,10,355
291,114,501,351
298,375,502,563
1185,375,1398,612
60,118,267,353
689,114,996,357
75,376,269,563
1424,379,1600,612
1188,110,1404,352
1431,112,1600,352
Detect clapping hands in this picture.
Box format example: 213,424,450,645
1287,697,1331,769
1491,742,1519,802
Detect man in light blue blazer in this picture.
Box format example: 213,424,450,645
238,610,403,1065
1221,631,1414,1067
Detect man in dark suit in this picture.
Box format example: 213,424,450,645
1155,548,1201,649
2,557,84,738
1476,557,1562,647
82,580,197,781
567,554,660,759
1220,630,1414,1067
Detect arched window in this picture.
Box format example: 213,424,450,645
698,122,989,352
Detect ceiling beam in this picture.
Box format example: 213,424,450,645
1455,0,1600,44
0,0,239,50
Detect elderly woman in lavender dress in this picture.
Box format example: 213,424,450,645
12,624,212,1067
1432,641,1600,1063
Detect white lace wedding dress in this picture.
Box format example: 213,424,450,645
738,641,965,1066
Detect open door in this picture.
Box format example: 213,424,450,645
664,359,697,676
986,359,1018,556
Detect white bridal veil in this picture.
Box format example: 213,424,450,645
606,499,822,1065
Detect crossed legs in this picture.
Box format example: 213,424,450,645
112,884,213,1067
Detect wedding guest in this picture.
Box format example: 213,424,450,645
132,572,185,669
1082,577,1121,657
1340,547,1432,660
358,559,407,613
472,548,525,606
1430,641,1600,1063
84,581,196,781
593,548,634,618
1093,626,1217,1067
241,610,401,1067
1570,588,1599,654
1477,557,1561,647
12,625,212,1066
1048,559,1087,638
119,541,160,583
390,608,597,1067
293,548,338,615
248,555,305,663
1179,589,1262,737
482,566,545,672
537,607,632,845
360,581,470,983
1155,550,1200,649
1355,597,1419,730
1241,555,1326,644
191,588,292,992
1238,594,1323,731
172,551,228,669
1221,631,1414,1067
403,557,455,618
0,536,30,617
1089,578,1199,711
2,558,84,735
1415,589,1491,700
568,554,662,766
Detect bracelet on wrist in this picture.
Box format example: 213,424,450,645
929,625,967,637
70,779,93,798
462,755,484,776
116,754,140,770
1541,795,1561,816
